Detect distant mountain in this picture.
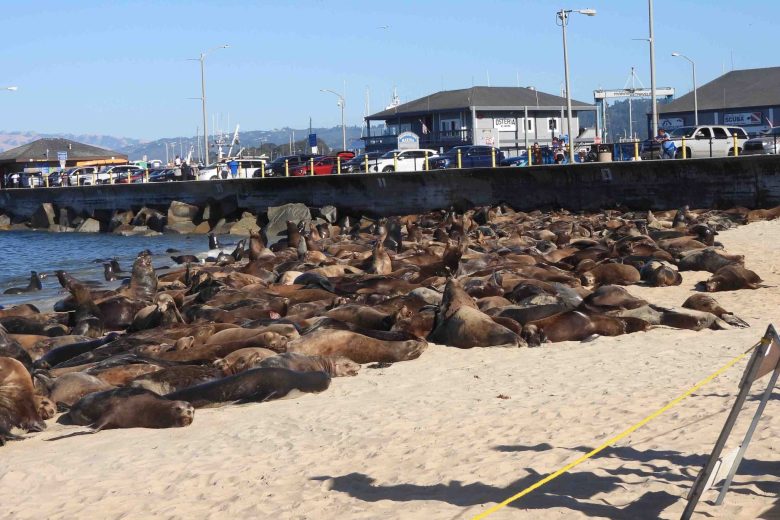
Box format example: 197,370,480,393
0,131,145,154
121,126,365,162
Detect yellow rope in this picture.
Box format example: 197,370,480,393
472,343,761,520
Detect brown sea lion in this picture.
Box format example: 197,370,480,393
0,324,34,372
259,352,360,377
0,304,41,318
701,265,764,292
89,364,164,386
288,328,427,363
91,393,194,431
682,294,749,328
213,347,278,375
35,372,115,407
0,357,45,445
205,328,289,349
580,263,641,287
130,365,224,394
325,304,394,330
62,387,156,425
35,395,56,420
427,280,524,348
640,261,682,287
521,310,628,346
677,248,744,273
164,367,331,408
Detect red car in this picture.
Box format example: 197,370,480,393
290,156,338,176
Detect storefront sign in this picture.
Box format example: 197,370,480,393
659,118,685,129
397,131,420,150
493,118,517,131
723,112,762,126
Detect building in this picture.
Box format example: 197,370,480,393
0,138,128,187
363,86,597,154
657,66,780,134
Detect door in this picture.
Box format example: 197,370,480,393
692,127,713,158
711,127,731,156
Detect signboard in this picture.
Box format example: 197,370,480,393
308,133,317,147
593,87,675,99
660,118,685,129
57,151,68,170
397,131,420,150
41,166,49,175
493,118,516,131
477,129,499,147
723,112,762,126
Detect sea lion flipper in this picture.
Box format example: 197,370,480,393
722,314,750,328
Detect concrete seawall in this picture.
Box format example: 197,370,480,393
2,155,780,220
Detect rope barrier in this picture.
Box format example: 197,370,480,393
472,340,763,520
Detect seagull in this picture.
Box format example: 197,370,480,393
378,25,390,29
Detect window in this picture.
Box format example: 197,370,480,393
728,127,748,139
527,119,534,131
713,127,728,139
548,118,557,131
695,128,712,139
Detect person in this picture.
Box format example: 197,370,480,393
181,160,191,181
174,155,182,167
656,128,676,159
531,142,542,166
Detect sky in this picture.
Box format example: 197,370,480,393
0,0,776,140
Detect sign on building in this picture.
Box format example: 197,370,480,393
493,118,516,131
308,133,318,154
478,129,499,147
57,151,68,169
723,112,762,126
397,131,420,150
660,118,685,129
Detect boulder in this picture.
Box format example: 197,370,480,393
211,218,232,235
317,205,338,224
117,226,160,237
109,209,135,232
167,201,199,224
0,214,10,229
30,203,56,229
164,221,197,234
266,203,311,239
132,207,167,232
228,213,260,236
193,221,211,234
76,218,101,233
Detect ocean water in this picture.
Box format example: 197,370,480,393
0,231,225,310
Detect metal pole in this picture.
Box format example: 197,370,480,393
649,0,658,139
560,10,575,163
200,54,209,166
692,60,698,126
341,97,346,150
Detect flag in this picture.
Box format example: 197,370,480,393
419,118,429,135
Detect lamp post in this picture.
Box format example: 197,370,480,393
190,44,228,166
321,88,346,151
648,0,658,139
557,8,596,163
671,52,698,126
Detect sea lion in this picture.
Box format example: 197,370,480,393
3,271,42,294
677,248,744,273
580,263,641,287
89,363,163,386
259,352,360,377
0,304,41,318
130,365,224,394
90,393,194,431
682,294,749,328
34,372,115,407
521,310,628,346
640,261,682,287
325,304,394,330
164,367,331,408
213,347,278,375
61,386,158,425
130,294,183,332
701,265,764,292
0,324,34,372
0,357,45,445
127,251,158,304
288,328,427,363
428,280,524,348
34,333,120,369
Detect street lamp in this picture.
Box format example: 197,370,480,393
556,8,596,163
671,52,698,126
320,88,346,151
190,44,228,166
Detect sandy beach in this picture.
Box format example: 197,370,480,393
1,218,779,520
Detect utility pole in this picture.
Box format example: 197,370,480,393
649,0,658,139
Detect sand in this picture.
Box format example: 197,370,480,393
2,220,780,520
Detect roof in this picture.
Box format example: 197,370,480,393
0,138,127,163
660,66,780,114
368,86,593,119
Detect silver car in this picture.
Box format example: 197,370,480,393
742,127,780,155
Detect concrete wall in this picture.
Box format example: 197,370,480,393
1,155,780,221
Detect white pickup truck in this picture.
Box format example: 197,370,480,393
666,125,749,158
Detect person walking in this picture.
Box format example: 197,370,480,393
228,159,239,179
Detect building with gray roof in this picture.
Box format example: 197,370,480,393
364,86,596,154
657,66,780,133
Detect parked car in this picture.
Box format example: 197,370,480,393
641,125,749,159
500,152,528,167
369,149,438,173
62,166,101,186
334,150,356,161
148,168,180,182
115,167,146,183
742,127,780,156
258,155,316,177
4,172,42,188
96,165,143,184
290,156,338,176
429,145,504,169
342,152,384,173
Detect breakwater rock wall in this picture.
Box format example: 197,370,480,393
1,156,780,226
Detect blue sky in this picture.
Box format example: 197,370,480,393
0,0,775,139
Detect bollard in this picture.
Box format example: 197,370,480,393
44,173,49,188
457,149,462,169
261,162,265,178
527,149,532,166
310,158,314,176
337,156,341,174
424,151,429,171
285,159,289,177
110,171,114,184
682,137,687,159
491,148,496,168
145,169,149,183
733,133,739,157
365,154,369,173
393,152,398,171
633,141,639,161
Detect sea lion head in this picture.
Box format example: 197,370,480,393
331,356,361,377
579,271,596,287
170,401,195,427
